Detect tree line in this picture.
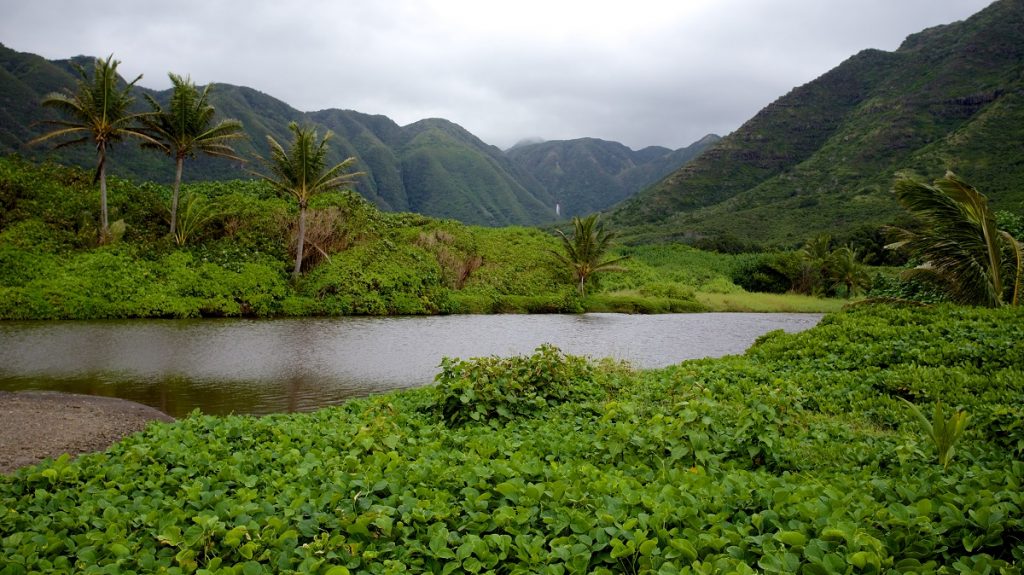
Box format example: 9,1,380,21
30,54,361,282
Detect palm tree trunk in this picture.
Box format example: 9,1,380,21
98,144,109,244
170,155,184,237
293,204,308,282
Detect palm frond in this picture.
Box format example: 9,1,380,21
890,173,1018,306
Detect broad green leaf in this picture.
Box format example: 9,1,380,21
669,539,698,562
776,530,807,547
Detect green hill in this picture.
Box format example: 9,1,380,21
396,118,554,226
611,0,1024,247
0,44,708,227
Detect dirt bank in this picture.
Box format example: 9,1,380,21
0,391,174,475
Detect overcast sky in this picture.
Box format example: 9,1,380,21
0,0,994,150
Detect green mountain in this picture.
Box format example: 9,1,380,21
309,111,556,225
506,134,719,218
0,43,706,227
612,0,1024,247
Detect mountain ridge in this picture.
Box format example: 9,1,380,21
0,42,712,226
610,0,1024,247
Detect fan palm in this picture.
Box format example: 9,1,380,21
142,74,245,238
253,123,363,281
887,172,1022,307
551,214,627,296
30,54,157,243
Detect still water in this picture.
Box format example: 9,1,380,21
0,313,821,417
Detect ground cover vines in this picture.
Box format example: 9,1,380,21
2,304,1021,573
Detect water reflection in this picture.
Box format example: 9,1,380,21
0,313,821,417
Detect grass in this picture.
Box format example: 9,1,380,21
695,291,852,313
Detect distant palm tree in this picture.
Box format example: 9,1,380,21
142,74,245,238
253,123,363,281
888,172,1022,307
30,54,157,243
828,246,871,298
552,214,627,296
796,233,833,295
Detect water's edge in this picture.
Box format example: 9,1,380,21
0,313,822,417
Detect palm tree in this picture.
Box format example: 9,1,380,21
827,246,871,298
796,233,833,295
551,214,628,296
253,123,363,281
887,172,1022,307
142,74,245,238
30,54,156,243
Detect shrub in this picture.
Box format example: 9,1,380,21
494,292,583,314
300,243,447,315
638,281,696,300
0,286,57,319
445,291,496,314
433,344,597,425
868,272,951,304
0,218,77,254
731,252,798,293
583,293,705,314
0,246,58,287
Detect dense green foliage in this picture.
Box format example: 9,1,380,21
726,236,872,298
612,0,1024,248
2,304,1021,573
434,344,597,426
1,157,786,319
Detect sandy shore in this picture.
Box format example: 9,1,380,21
0,391,174,475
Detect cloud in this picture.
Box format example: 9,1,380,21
0,0,994,149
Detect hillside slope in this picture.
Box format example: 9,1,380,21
612,0,1024,247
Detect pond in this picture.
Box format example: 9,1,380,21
0,313,822,417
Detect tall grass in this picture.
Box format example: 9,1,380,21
696,291,850,313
